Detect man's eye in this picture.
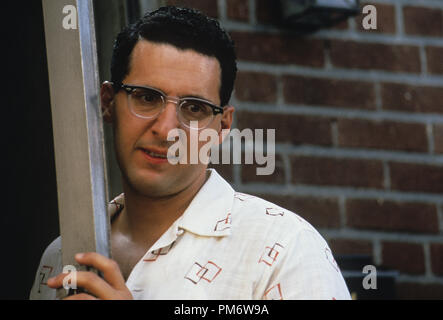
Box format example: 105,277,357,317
188,104,204,113
141,94,157,102
180,101,212,120
133,89,161,104
183,101,212,113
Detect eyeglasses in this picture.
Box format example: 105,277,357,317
113,82,224,130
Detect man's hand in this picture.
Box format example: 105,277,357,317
47,252,133,300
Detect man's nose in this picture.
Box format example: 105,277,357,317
150,101,181,140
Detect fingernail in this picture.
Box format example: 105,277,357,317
75,253,84,259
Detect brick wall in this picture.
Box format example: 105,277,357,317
156,0,443,299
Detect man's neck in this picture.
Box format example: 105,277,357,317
114,170,209,247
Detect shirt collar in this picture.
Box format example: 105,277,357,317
108,169,235,238
177,169,234,237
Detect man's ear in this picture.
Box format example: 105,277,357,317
218,105,234,145
100,81,116,123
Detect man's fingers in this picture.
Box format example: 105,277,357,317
47,252,132,300
48,271,114,298
47,272,68,288
75,252,127,290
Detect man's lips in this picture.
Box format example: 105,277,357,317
139,147,168,159
138,146,171,164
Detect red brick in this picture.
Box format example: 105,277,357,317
329,19,348,31
165,0,218,17
234,72,277,103
236,111,333,146
396,282,443,299
346,199,439,234
430,243,443,276
434,124,443,154
382,241,425,275
241,154,285,184
230,31,325,67
257,194,341,229
291,156,384,189
337,119,428,152
403,6,443,37
389,162,443,194
328,238,373,255
256,0,281,25
426,46,443,75
356,3,396,34
283,75,375,110
329,40,420,73
226,0,248,22
381,82,443,114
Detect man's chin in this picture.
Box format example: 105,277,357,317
121,163,208,198
123,165,186,197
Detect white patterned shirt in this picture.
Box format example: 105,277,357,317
30,169,350,300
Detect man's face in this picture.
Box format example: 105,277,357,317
103,40,233,198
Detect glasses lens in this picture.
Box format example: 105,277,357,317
129,87,164,118
179,100,214,128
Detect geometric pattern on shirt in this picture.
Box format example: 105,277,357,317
234,192,255,201
38,265,54,293
265,208,285,217
263,283,283,300
214,213,232,231
143,242,175,262
259,243,284,266
184,261,222,284
110,199,123,212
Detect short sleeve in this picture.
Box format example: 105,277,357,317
263,228,351,300
29,237,63,300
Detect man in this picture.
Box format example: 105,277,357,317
30,6,350,300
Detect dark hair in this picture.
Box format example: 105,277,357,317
111,6,237,107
